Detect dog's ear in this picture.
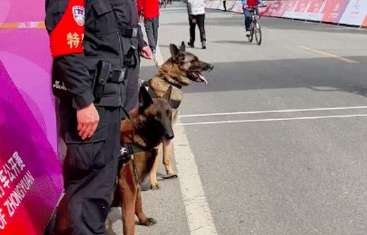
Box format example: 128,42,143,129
169,44,180,58
139,86,153,111
163,85,173,100
180,41,186,52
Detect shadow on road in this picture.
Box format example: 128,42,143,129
211,40,252,45
141,56,367,98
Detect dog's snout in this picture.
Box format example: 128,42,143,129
165,133,174,140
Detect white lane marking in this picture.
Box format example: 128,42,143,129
154,40,217,234
174,123,218,235
178,114,367,126
299,46,360,64
180,106,367,118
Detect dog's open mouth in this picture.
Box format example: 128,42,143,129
188,71,208,84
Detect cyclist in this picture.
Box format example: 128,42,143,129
242,0,263,37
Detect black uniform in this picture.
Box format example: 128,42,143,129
45,0,145,234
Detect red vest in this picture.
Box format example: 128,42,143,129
137,0,160,19
247,0,258,7
50,0,85,57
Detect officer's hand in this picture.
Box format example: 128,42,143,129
140,46,153,59
76,103,100,140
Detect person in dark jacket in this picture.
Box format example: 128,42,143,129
44,0,151,234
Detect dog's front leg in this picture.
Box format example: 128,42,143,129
135,188,157,226
149,144,162,190
162,140,177,178
119,163,138,235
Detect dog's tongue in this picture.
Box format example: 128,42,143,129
198,74,208,84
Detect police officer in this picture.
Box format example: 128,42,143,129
45,0,152,234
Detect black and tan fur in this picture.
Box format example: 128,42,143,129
146,42,213,189
111,86,174,235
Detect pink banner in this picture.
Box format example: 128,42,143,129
262,0,289,17
208,0,366,27
322,0,349,23
307,0,323,13
0,0,63,234
339,0,367,26
294,0,310,13
0,0,45,23
0,62,62,235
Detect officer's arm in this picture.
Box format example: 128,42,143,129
46,0,94,109
53,55,94,109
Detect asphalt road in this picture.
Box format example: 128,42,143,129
109,3,367,235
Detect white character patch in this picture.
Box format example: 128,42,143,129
72,5,85,27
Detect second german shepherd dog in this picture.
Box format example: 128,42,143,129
145,42,213,189
109,86,174,235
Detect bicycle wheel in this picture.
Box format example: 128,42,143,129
255,22,262,45
249,24,254,42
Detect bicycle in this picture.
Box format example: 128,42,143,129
247,7,262,45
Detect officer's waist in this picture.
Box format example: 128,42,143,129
120,26,139,38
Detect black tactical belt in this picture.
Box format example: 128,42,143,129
110,69,125,83
120,27,138,38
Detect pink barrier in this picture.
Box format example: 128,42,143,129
322,0,349,23
0,0,63,234
339,0,367,26
207,0,367,27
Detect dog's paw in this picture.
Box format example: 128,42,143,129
137,218,157,226
163,173,178,179
150,183,160,190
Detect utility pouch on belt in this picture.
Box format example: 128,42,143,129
93,60,127,107
94,60,111,102
124,46,138,68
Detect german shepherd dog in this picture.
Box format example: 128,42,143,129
109,86,174,235
145,42,213,189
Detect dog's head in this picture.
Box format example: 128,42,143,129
160,42,214,87
138,86,174,146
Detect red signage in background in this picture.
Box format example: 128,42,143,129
262,0,280,16
305,0,324,21
307,0,323,13
322,0,349,23
271,0,289,17
363,16,367,26
285,0,299,12
294,0,310,13
282,0,300,18
295,0,312,19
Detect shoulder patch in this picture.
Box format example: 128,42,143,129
72,5,85,26
49,0,85,57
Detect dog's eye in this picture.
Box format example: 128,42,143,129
155,112,161,119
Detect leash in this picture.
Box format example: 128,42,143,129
121,106,131,120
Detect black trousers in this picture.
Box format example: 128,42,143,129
144,17,159,52
189,14,206,43
53,101,121,235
